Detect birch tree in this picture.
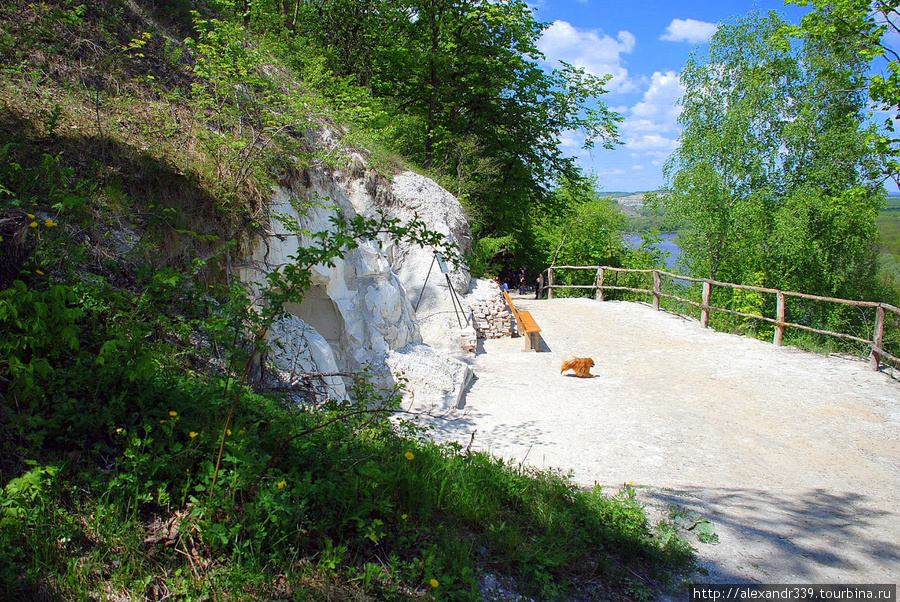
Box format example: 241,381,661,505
665,11,883,301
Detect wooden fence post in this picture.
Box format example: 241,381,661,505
870,304,886,371
652,270,661,311
700,281,711,328
548,268,554,300
774,291,785,346
595,267,604,301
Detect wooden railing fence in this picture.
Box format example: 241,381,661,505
542,265,900,371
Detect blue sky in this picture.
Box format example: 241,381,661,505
531,0,813,192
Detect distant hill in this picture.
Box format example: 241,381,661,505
603,190,669,212
615,193,648,210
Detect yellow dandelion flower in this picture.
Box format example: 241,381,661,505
115,428,123,434
429,579,439,588
160,419,167,424
44,218,56,227
27,214,35,219
226,429,232,436
29,221,38,228
35,269,44,275
401,514,408,520
277,480,286,489
189,431,198,438
404,451,414,461
169,410,178,417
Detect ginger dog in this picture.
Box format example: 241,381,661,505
560,355,595,378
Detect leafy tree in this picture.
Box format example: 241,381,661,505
665,13,796,282
664,12,883,302
531,174,626,267
769,26,885,299
788,0,900,182
527,174,669,297
243,0,621,247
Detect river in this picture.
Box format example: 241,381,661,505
622,232,681,270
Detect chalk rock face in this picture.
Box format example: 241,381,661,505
385,343,473,411
238,152,475,411
390,173,477,353
239,180,421,390
343,169,477,355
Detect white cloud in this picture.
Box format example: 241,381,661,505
628,71,683,133
538,20,637,93
559,130,585,150
618,71,684,158
625,134,679,153
660,18,717,44
632,165,645,170
624,119,660,133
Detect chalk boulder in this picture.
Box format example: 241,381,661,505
263,314,347,402
386,343,474,411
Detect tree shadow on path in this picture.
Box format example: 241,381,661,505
641,486,900,582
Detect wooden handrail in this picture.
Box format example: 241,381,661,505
542,265,900,371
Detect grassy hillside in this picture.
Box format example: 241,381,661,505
878,197,900,281
0,1,694,599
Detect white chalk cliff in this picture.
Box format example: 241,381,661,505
237,144,477,411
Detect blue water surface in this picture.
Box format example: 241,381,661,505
622,232,681,270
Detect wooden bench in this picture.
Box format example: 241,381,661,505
502,290,543,352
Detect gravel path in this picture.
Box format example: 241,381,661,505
420,295,900,584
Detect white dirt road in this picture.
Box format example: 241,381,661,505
419,295,900,584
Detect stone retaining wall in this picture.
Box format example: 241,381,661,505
468,280,512,339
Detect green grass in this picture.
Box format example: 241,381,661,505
877,209,900,279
